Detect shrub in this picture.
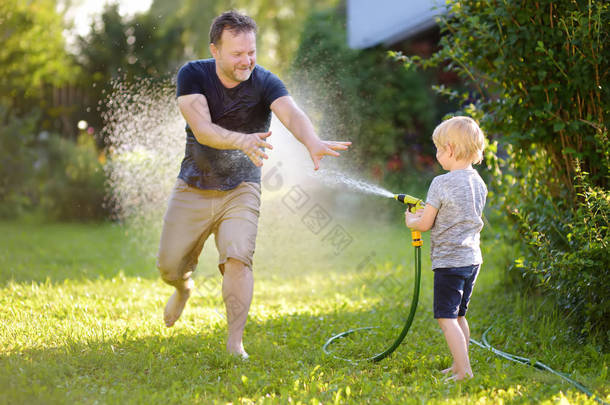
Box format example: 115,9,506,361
0,105,39,218
510,151,609,335
401,0,609,338
0,103,108,221
39,132,108,221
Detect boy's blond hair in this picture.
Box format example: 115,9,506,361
432,116,485,164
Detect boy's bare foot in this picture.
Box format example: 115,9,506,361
444,371,473,382
441,367,454,374
164,279,193,327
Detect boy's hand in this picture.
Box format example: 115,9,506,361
405,204,438,232
405,210,423,228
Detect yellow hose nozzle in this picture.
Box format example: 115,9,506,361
394,194,425,212
394,194,425,244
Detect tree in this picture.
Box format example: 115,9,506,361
0,0,79,217
148,0,339,75
76,4,185,133
0,0,77,115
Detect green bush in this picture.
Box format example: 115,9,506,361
39,132,108,221
402,0,609,338
0,105,38,218
0,105,108,221
509,150,609,336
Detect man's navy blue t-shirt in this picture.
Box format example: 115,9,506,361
176,58,288,190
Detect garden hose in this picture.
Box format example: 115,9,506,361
323,238,421,363
470,327,609,405
323,195,423,363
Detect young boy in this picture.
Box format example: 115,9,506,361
405,116,487,381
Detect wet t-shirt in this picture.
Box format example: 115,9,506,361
176,59,288,190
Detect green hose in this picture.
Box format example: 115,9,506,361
322,245,421,363
471,326,609,405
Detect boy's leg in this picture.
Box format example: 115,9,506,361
434,268,475,379
454,265,479,368
457,316,470,348
442,318,468,374
437,318,473,380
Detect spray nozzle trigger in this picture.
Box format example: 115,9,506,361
394,194,425,213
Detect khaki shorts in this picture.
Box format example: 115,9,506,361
157,178,261,282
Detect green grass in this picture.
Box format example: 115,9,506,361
0,211,608,404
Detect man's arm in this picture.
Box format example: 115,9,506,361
270,95,351,170
177,93,272,167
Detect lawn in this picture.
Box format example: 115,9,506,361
0,197,608,404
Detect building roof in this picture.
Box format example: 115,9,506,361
347,0,449,49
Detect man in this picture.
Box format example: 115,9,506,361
157,10,351,358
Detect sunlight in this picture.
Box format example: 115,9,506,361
61,0,153,48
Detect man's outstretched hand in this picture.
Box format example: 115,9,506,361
240,131,273,167
308,140,352,170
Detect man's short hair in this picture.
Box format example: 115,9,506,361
209,10,257,45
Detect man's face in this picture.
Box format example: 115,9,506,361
210,29,256,87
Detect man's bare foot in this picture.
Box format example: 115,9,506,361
231,350,249,360
164,279,193,327
227,343,248,359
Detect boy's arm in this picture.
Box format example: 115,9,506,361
405,204,438,232
270,95,351,170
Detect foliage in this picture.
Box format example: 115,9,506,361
507,148,610,336
0,0,77,113
0,220,608,403
0,107,39,218
0,0,103,218
76,4,185,132
291,7,440,190
399,1,609,336
76,4,186,84
0,106,107,221
149,0,339,75
402,1,609,188
39,132,108,221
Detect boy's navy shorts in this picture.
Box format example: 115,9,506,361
433,264,480,319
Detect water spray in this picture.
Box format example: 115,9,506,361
323,193,424,363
